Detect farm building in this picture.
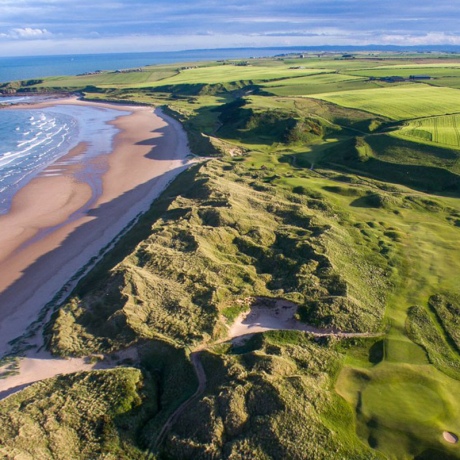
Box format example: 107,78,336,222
380,76,405,83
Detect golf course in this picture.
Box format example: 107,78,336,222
1,50,460,459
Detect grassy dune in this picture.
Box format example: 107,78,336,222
47,158,389,358
164,333,380,459
0,369,148,459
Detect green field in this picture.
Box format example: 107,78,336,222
261,73,376,96
394,114,460,149
310,84,460,119
348,66,460,79
151,64,327,85
27,68,179,88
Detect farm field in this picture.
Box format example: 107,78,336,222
148,64,327,85
34,68,180,88
1,52,460,460
260,73,377,96
394,114,460,149
310,84,460,119
32,63,333,90
347,66,460,79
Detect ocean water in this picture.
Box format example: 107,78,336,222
0,102,129,214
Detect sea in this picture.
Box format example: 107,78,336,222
0,47,304,214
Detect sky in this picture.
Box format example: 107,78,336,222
0,0,459,56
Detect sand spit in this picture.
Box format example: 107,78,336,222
0,97,195,397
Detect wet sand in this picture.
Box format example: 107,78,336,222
0,97,193,355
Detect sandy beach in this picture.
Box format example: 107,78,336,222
0,97,193,357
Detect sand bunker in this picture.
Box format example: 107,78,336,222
443,431,459,444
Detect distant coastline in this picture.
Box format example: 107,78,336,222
2,44,460,84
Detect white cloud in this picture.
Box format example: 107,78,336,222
7,27,52,39
379,32,460,46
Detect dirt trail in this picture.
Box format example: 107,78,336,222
150,350,206,454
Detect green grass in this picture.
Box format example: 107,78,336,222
152,64,327,85
260,73,375,96
428,76,460,89
317,133,460,193
43,137,460,458
348,66,460,79
34,68,179,88
310,84,460,120
394,114,460,149
337,364,460,459
48,158,389,357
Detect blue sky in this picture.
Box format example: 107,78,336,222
0,0,459,56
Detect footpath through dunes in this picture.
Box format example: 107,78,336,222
0,98,196,396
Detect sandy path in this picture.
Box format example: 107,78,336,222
0,97,195,397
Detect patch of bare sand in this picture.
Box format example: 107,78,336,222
443,431,459,444
227,297,380,344
0,352,108,400
0,346,140,401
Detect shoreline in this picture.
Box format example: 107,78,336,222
0,97,194,360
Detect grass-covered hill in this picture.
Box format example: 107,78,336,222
2,52,460,459
47,158,389,357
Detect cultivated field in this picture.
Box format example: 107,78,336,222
310,84,460,119
261,73,374,96
35,68,179,88
394,114,460,149
151,64,326,85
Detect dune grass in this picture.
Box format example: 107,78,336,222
48,156,391,358
0,368,149,459
44,139,460,458
163,334,380,459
